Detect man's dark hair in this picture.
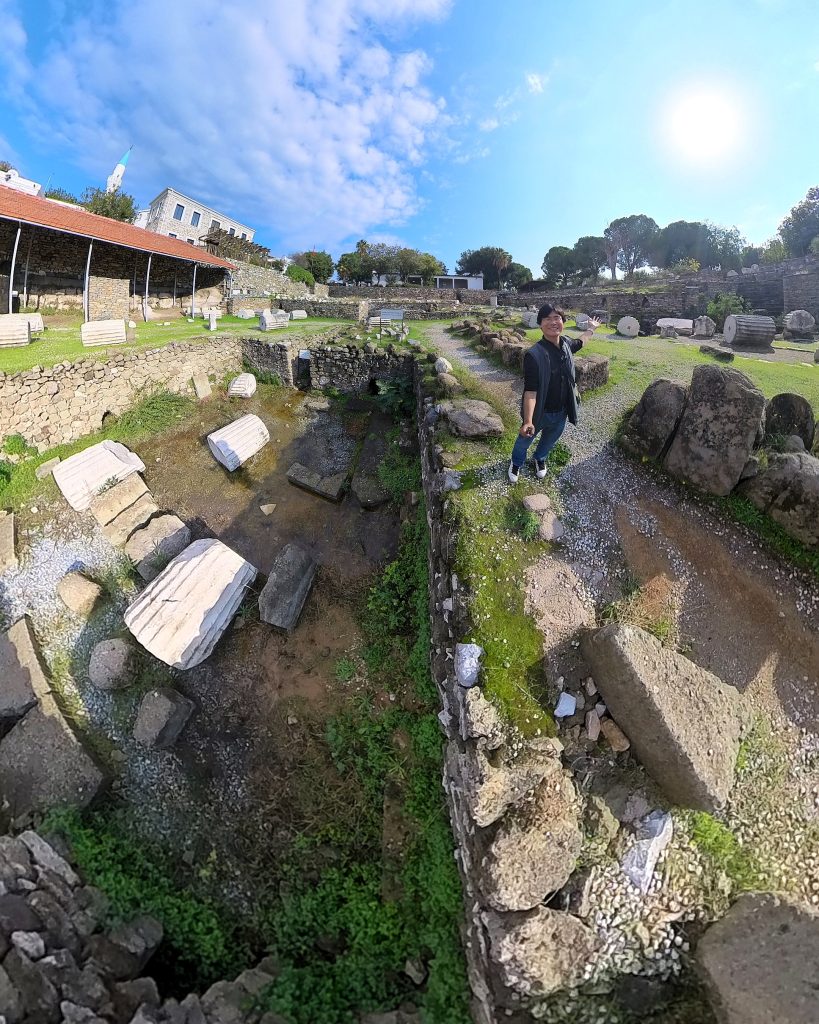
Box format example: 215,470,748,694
537,302,566,324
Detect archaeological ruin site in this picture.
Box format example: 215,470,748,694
1,192,819,1024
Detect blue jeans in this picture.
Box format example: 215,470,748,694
511,410,567,467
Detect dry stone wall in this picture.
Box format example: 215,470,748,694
308,345,414,392
228,259,310,297
328,284,498,305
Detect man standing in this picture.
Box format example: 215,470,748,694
508,304,598,483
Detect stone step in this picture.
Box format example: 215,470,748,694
207,414,270,471
124,539,257,669
102,493,161,548
88,474,150,527
124,514,191,582
286,462,346,502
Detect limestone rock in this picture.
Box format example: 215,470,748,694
227,373,257,398
659,324,678,339
0,510,16,573
446,743,555,828
620,378,687,461
783,434,806,452
483,907,595,998
0,695,105,819
88,474,149,527
620,810,673,892
663,365,765,496
133,688,194,748
457,686,505,749
52,441,145,512
286,462,346,502
124,539,257,670
88,639,136,691
455,642,483,688
693,315,716,339
437,372,462,396
207,414,270,472
34,457,61,481
17,831,79,886
616,315,640,337
3,947,60,1022
783,309,815,340
258,543,317,634
124,514,191,582
601,717,630,752
192,373,211,399
582,623,746,811
0,618,48,723
480,768,581,911
538,513,564,542
522,493,552,513
765,393,815,449
434,356,453,374
657,317,693,336
700,344,735,362
57,573,104,617
737,452,819,547
101,493,160,548
574,354,609,392
437,399,504,439
697,893,819,1024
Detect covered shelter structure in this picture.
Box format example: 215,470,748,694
0,189,234,321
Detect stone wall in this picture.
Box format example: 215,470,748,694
275,297,363,320
783,267,819,319
226,294,272,314
228,259,310,297
307,345,414,392
329,284,498,305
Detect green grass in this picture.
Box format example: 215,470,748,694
687,812,761,892
0,314,346,374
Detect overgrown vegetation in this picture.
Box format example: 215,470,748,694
706,292,749,329
687,812,761,892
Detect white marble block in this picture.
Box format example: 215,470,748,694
52,441,146,511
227,373,257,399
290,309,308,319
207,414,269,471
616,315,640,338
124,539,257,670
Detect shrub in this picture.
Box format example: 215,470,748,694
286,264,315,288
670,257,701,274
706,292,748,330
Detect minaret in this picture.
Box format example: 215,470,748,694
106,147,132,193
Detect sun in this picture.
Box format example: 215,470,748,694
661,85,746,167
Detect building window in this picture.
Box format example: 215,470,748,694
210,219,220,230
173,203,184,220
186,238,194,244
228,227,235,236
240,232,247,240
455,278,468,288
191,211,201,227
168,232,177,238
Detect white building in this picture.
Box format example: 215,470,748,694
0,168,42,197
434,273,484,290
135,188,255,246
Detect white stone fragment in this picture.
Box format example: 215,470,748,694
124,539,257,670
227,373,257,399
207,414,270,471
52,441,145,511
616,315,640,338
555,692,577,718
620,810,673,893
434,356,453,374
18,831,80,886
291,309,308,319
455,642,483,688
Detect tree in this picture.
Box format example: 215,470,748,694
779,186,819,257
652,220,711,268
369,242,399,282
760,237,787,264
455,246,513,289
293,250,333,283
0,161,13,173
417,252,447,285
541,246,576,287
504,261,533,290
44,186,80,204
395,247,421,283
605,214,659,276
704,224,745,271
80,187,137,223
741,244,763,268
571,236,607,281
602,229,621,281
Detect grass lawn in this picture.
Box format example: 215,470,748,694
0,315,346,374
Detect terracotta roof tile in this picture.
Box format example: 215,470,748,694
0,187,234,270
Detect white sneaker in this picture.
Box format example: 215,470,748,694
508,461,521,484
535,459,548,480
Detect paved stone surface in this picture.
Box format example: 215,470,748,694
0,617,49,723
258,543,317,634
101,493,160,548
697,892,819,1024
286,462,346,502
124,514,191,582
582,623,746,810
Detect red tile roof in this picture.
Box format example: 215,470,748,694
0,187,234,270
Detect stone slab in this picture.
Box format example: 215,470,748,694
0,618,49,722
102,493,160,548
0,695,105,820
133,688,194,748
258,543,317,634
192,373,212,399
124,539,257,670
582,623,746,811
52,441,145,512
34,457,60,481
124,514,191,582
0,511,16,573
351,414,392,508
88,474,149,527
286,462,346,502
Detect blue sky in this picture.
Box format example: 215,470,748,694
2,0,819,275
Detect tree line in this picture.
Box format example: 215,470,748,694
540,186,819,288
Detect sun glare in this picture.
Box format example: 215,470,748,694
661,85,746,167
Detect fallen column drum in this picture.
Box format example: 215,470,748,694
207,414,269,471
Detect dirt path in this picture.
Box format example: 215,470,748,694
426,323,819,732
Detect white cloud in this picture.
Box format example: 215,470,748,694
814,59,819,71
478,117,499,132
1,0,452,250
526,72,547,94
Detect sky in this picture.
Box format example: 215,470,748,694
2,0,819,276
